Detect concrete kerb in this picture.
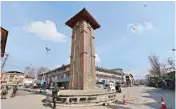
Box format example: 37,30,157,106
45,100,116,107
44,95,117,107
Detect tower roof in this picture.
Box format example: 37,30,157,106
65,8,100,30
1,27,8,57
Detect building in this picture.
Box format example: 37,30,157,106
38,64,124,89
0,71,25,84
125,74,134,86
96,67,123,83
23,76,35,85
111,68,125,83
1,27,9,73
1,27,8,57
38,64,70,89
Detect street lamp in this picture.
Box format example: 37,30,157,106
41,47,51,84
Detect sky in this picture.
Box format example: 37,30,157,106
1,2,175,79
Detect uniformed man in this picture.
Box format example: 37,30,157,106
52,83,59,109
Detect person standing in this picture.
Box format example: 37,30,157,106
52,83,59,109
1,86,7,99
11,85,18,97
6,86,9,91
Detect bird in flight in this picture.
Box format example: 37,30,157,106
144,5,147,7
46,47,51,52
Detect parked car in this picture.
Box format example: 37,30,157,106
104,82,116,91
134,83,139,86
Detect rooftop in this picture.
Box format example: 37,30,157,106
5,71,24,74
1,27,8,57
39,64,123,76
65,8,100,30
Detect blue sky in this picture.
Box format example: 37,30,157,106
1,2,175,79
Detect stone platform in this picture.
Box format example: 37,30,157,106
45,89,116,106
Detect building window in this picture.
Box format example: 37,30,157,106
10,74,15,79
64,74,66,79
61,75,63,79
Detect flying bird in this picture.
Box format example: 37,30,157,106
144,5,147,7
46,47,51,52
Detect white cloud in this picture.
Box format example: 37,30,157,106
144,21,154,29
68,57,70,63
128,21,154,34
55,64,61,68
24,20,67,43
95,53,101,64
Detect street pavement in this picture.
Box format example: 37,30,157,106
1,85,175,109
116,86,175,109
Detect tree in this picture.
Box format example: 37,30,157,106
24,66,36,77
160,63,168,75
148,54,161,77
24,66,50,79
167,58,175,69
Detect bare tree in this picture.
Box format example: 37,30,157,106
148,54,161,77
24,66,37,77
160,63,168,75
167,58,175,69
24,66,50,78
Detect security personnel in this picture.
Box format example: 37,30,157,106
52,83,59,109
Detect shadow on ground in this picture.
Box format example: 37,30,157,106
141,95,157,100
106,104,133,109
143,101,175,109
104,101,134,109
142,87,175,109
43,103,53,108
142,88,161,94
142,87,175,94
30,91,47,96
143,101,160,109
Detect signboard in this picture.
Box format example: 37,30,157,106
40,80,44,85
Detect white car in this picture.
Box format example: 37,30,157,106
105,82,116,91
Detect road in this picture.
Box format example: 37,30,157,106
1,86,175,109
116,86,175,109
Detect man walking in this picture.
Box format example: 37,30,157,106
11,85,18,97
52,83,59,109
1,86,7,99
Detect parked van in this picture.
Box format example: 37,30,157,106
105,82,116,91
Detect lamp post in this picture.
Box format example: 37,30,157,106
42,47,51,84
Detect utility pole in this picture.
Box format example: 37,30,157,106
42,47,50,84
1,54,9,73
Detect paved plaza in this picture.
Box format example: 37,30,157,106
1,86,175,109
